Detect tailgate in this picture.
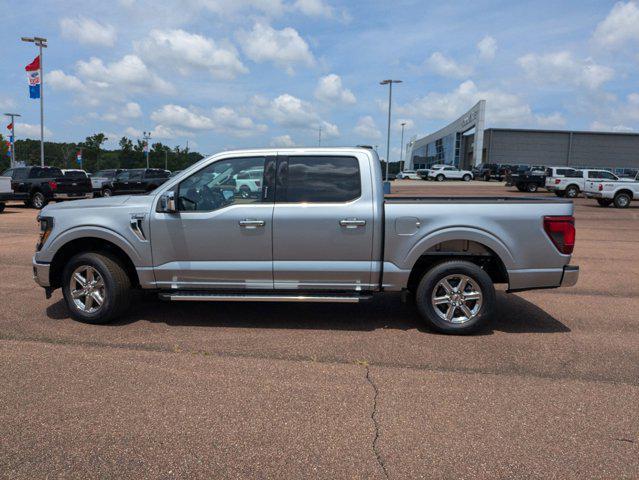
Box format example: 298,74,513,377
0,176,12,194
55,176,92,194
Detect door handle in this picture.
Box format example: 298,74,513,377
239,219,265,228
339,219,366,228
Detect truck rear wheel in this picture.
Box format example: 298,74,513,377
30,191,48,209
526,183,538,193
614,192,631,209
415,260,495,334
62,252,132,324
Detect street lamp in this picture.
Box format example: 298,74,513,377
380,79,402,181
4,113,21,168
21,36,47,166
399,122,406,172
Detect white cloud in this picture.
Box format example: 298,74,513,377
60,16,116,47
0,96,16,110
293,0,333,17
100,102,142,122
320,120,339,139
394,118,414,131
151,104,216,130
592,1,639,49
150,104,266,137
260,93,318,127
590,120,634,132
186,0,286,17
397,80,533,125
237,22,315,74
16,123,53,139
270,134,295,147
535,112,566,128
354,116,382,140
47,70,85,92
136,29,247,79
76,55,174,95
477,36,497,60
314,74,356,105
125,127,142,137
517,51,614,90
426,52,473,78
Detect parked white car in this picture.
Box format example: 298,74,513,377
547,168,631,198
233,167,263,198
396,170,421,180
584,172,639,208
427,165,473,182
0,175,12,213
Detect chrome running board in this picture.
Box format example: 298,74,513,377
159,292,371,303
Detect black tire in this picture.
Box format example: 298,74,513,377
239,185,251,198
526,183,538,193
565,185,579,198
613,192,631,209
0,202,5,213
102,188,113,197
30,191,48,209
463,174,471,182
62,252,132,324
483,174,490,182
596,199,613,207
415,260,495,334
436,174,445,182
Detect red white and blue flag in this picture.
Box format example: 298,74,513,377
25,55,41,99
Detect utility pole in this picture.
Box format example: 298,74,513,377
4,113,21,168
21,36,47,166
143,131,151,168
399,122,406,171
318,125,322,147
379,79,402,181
164,148,168,170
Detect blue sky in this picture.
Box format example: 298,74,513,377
1,0,638,159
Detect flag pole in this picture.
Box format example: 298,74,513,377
21,36,47,166
3,113,20,168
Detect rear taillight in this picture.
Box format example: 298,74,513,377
555,179,561,184
48,180,57,191
544,216,575,255
598,184,603,191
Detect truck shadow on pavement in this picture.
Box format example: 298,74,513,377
46,292,569,335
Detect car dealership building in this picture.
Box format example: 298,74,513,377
405,100,639,175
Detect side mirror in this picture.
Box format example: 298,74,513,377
158,191,177,213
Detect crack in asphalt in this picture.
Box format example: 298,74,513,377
365,365,389,480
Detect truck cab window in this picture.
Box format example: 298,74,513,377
281,156,360,203
178,157,265,211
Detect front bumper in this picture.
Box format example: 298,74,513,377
53,193,93,200
560,265,579,287
33,257,51,287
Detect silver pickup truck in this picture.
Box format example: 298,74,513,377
33,147,579,334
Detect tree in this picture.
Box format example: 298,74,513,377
82,133,108,171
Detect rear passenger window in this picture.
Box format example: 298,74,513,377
281,156,361,203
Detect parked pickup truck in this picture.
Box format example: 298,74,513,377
1,166,92,209
546,168,632,198
90,169,127,196
584,172,639,208
0,175,12,213
32,147,579,334
104,168,171,196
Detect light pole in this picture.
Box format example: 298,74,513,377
399,121,406,171
21,36,47,166
380,79,402,181
318,124,322,147
143,131,151,168
4,113,21,168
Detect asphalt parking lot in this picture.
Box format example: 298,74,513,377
1,181,638,479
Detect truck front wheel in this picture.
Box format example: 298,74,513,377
62,252,132,324
415,260,495,334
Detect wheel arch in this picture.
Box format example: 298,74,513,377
49,236,140,290
615,188,634,199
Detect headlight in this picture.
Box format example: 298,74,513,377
36,215,54,251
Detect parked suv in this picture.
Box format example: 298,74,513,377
426,165,473,182
396,170,421,180
104,168,170,196
1,166,92,209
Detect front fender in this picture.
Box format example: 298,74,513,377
40,225,145,266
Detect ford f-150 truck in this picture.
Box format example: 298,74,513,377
32,148,579,334
1,166,92,209
584,172,639,208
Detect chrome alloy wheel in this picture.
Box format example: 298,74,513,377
431,274,483,324
69,266,106,313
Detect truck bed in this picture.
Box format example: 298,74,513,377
385,196,572,203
